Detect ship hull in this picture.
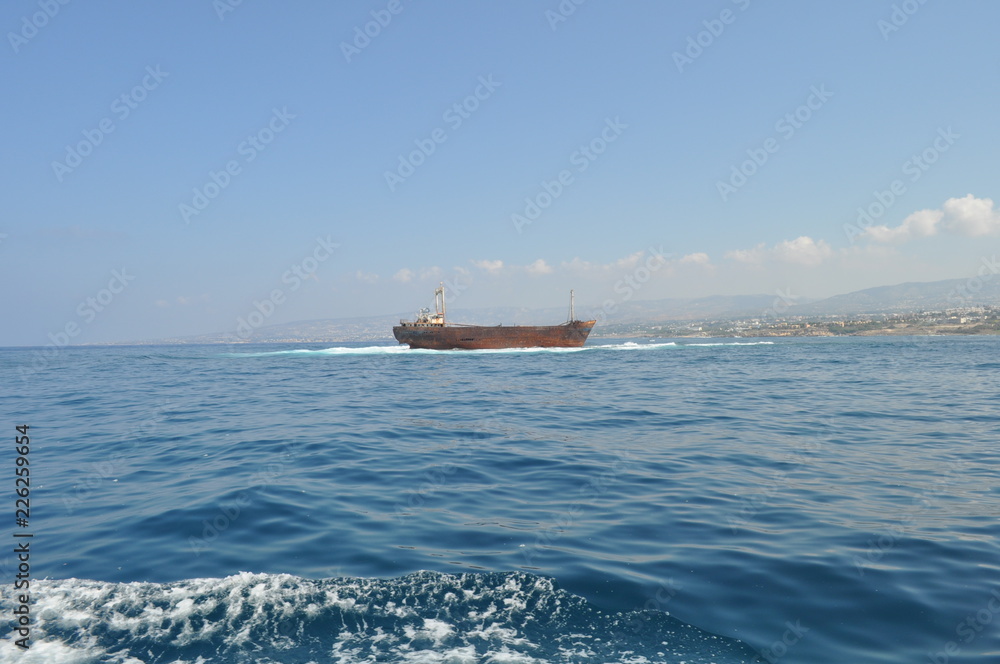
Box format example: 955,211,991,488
392,320,596,350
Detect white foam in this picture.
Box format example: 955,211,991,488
222,337,778,358
681,340,775,346
224,344,589,357
467,622,526,644
7,571,753,664
595,341,677,350
482,646,544,663
423,618,455,643
0,639,103,664
223,344,413,357
398,644,478,663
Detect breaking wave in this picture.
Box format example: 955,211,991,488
2,571,755,664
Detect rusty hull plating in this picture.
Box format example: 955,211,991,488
393,286,596,350
393,320,596,350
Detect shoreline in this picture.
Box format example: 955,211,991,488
593,326,1000,339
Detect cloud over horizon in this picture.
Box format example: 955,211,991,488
374,195,997,314
863,194,1000,243
725,236,832,267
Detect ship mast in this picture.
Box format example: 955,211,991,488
569,289,575,323
435,283,446,325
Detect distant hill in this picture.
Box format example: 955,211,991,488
153,294,790,344
130,275,1000,344
790,277,1000,316
442,294,795,324
595,294,798,321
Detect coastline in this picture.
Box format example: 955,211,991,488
593,323,1000,339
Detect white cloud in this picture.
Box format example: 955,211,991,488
155,294,210,308
864,208,942,243
560,256,597,272
679,252,711,265
724,243,766,264
471,259,504,274
419,266,443,280
355,270,379,283
773,236,833,266
613,251,646,270
839,242,897,259
562,251,648,274
397,249,672,286
942,194,1000,236
863,194,1000,242
725,236,831,267
525,258,553,275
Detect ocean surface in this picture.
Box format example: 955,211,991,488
1,336,999,663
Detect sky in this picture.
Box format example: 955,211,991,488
2,0,999,345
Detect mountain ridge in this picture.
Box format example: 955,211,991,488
131,275,1000,344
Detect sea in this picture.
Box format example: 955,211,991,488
1,336,998,664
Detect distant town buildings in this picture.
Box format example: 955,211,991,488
595,305,1000,338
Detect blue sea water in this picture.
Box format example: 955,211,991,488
1,336,999,663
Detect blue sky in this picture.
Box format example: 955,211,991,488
2,0,999,345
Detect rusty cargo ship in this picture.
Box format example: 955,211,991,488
393,286,596,350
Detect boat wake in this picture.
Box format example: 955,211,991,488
1,571,756,663
222,340,774,358
678,340,775,347
222,344,419,357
